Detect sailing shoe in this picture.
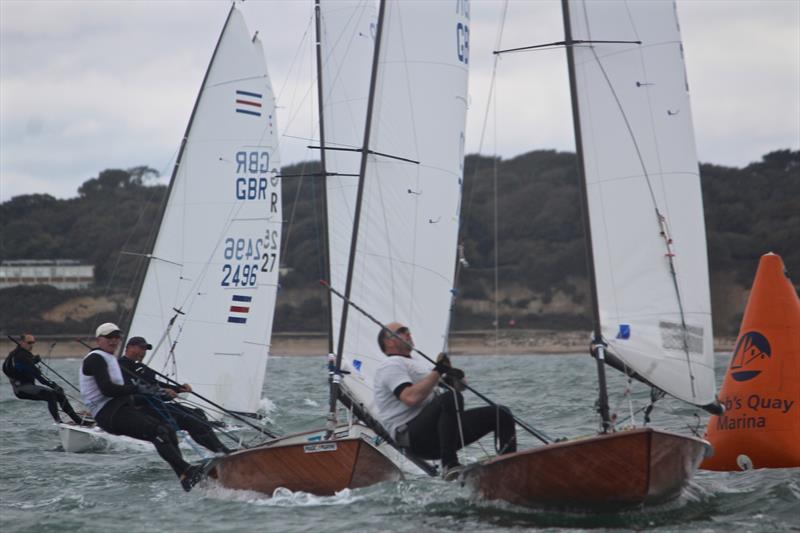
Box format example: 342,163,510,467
441,463,465,482
180,465,205,492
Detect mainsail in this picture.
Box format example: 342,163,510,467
566,0,715,406
128,6,281,414
332,0,471,415
318,0,378,353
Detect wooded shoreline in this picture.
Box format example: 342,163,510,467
3,150,797,342
1,330,737,359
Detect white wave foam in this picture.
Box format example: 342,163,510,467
201,479,363,507
259,396,277,414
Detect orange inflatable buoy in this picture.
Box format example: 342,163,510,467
701,252,800,470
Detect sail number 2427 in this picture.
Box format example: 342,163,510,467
221,233,278,287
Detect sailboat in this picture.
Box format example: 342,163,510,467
59,4,281,453
462,0,722,509
208,0,471,494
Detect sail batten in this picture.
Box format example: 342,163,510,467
566,0,715,406
128,7,281,415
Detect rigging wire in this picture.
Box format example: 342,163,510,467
463,0,509,218
442,380,474,464
280,161,310,269
492,79,500,354
277,19,322,148
396,4,424,319
454,0,508,355
279,5,326,298
275,12,315,123
309,166,329,328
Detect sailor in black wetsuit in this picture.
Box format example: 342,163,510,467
79,323,203,492
4,334,84,425
119,336,230,454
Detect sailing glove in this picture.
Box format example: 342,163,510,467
443,372,467,392
433,352,452,374
135,383,160,396
444,367,465,380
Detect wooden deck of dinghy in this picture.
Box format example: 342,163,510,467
209,437,403,496
462,427,709,510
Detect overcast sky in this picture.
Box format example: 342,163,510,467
1,0,798,200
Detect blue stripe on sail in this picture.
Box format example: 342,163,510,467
232,295,252,302
228,317,247,324
236,90,262,98
236,109,261,117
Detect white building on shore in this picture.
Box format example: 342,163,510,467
0,260,94,289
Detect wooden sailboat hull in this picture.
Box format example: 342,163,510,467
210,436,403,496
462,427,709,510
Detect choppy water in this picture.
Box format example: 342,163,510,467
1,353,798,532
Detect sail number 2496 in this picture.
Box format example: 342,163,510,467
221,233,278,287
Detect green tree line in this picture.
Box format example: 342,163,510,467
1,149,797,335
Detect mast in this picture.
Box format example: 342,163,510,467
326,0,388,432
124,3,238,345
313,0,334,355
561,0,612,432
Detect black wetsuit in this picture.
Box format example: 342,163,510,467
6,346,83,424
403,388,517,468
82,353,191,477
118,357,229,454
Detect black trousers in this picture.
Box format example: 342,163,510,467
406,389,516,468
163,403,229,453
13,382,83,424
96,397,190,477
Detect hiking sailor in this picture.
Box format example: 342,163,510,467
373,322,517,480
3,333,84,425
79,322,204,491
119,336,231,454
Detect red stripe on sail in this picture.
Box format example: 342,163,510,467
230,306,250,313
236,99,262,108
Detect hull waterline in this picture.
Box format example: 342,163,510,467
462,427,710,510
210,436,403,496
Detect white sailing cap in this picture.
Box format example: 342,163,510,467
95,322,122,337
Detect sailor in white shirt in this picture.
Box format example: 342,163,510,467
81,322,203,491
373,322,517,480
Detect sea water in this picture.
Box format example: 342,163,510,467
1,354,798,532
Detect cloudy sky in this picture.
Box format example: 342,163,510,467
1,0,798,200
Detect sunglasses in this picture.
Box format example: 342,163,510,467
103,333,122,339
393,327,409,335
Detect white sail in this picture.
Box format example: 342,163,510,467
128,7,281,414
319,0,378,353
566,0,715,405
335,0,471,413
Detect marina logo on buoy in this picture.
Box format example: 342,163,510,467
729,331,771,382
